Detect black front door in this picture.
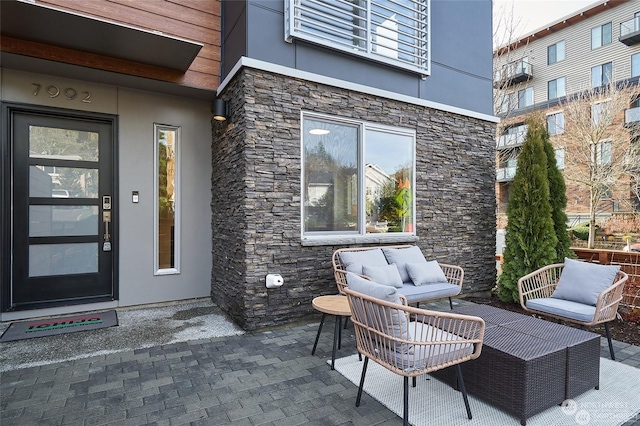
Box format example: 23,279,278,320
5,106,116,310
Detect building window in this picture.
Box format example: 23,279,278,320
302,113,415,237
592,140,612,165
547,40,565,65
154,124,180,274
632,53,640,78
518,87,534,109
555,148,565,170
591,101,609,125
591,22,612,49
548,77,566,100
547,112,565,135
285,0,430,75
591,62,612,88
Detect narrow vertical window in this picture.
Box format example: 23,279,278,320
154,124,180,274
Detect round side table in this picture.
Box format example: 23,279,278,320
311,294,351,370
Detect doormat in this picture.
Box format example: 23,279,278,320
0,310,118,342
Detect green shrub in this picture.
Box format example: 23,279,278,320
571,222,590,241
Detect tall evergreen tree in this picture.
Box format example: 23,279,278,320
497,118,558,303
540,120,574,262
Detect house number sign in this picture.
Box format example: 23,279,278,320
32,83,92,103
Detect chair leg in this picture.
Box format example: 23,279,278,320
449,297,454,309
344,316,349,329
311,313,326,355
337,316,342,350
456,364,472,420
403,376,409,426
331,316,341,370
356,357,369,407
604,322,616,360
412,376,416,388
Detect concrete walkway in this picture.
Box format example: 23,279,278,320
1,298,639,425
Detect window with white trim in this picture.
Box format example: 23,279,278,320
154,124,180,275
548,77,565,100
555,148,565,170
632,53,640,77
547,112,565,135
518,87,534,109
547,40,565,65
591,140,612,165
591,62,612,88
285,0,430,75
591,22,612,49
302,113,415,237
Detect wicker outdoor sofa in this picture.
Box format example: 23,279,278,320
332,245,464,308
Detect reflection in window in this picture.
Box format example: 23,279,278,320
154,125,180,274
302,114,415,236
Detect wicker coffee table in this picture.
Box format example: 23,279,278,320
432,304,600,425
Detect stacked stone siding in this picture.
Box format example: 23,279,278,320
212,68,497,330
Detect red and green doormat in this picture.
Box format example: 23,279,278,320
0,310,118,342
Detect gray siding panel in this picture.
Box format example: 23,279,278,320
226,0,493,115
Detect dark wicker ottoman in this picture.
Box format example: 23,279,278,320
501,318,601,398
432,304,601,425
432,325,567,425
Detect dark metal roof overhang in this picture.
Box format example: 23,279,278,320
1,0,203,72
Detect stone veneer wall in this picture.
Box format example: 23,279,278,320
212,68,497,331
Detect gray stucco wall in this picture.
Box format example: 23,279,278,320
222,0,494,116
211,68,497,330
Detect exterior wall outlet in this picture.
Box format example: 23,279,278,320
266,274,284,288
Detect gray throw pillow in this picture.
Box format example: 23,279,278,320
406,261,448,286
346,272,411,352
339,249,387,274
362,264,404,288
382,246,427,282
551,257,620,306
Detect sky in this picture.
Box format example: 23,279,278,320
493,0,598,39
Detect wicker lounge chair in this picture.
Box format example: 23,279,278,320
518,260,628,360
343,280,485,426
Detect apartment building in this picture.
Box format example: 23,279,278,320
1,0,497,330
494,0,640,229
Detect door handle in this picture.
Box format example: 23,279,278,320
103,211,111,241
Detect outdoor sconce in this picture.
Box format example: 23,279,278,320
212,98,228,121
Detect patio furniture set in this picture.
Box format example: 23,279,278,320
311,244,628,426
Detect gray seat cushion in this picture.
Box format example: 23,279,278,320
406,261,448,286
526,297,596,323
399,283,460,304
391,322,474,372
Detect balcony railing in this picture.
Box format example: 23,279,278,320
496,131,527,150
495,59,532,88
625,106,640,124
620,16,640,46
496,167,516,182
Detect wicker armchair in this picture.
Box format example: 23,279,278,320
518,263,628,360
343,286,485,426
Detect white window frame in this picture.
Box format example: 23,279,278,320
591,62,612,88
547,40,565,65
285,0,431,76
547,77,566,100
518,87,533,109
632,53,640,78
300,112,416,241
154,124,181,275
591,22,612,49
547,111,565,135
555,148,565,170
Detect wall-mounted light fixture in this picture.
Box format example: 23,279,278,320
212,98,228,121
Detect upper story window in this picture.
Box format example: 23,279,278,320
555,148,565,170
591,101,610,125
633,53,640,78
302,113,415,238
518,87,534,109
591,62,612,88
285,0,430,75
592,141,612,165
547,112,565,135
591,22,612,49
548,77,566,100
547,40,565,65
